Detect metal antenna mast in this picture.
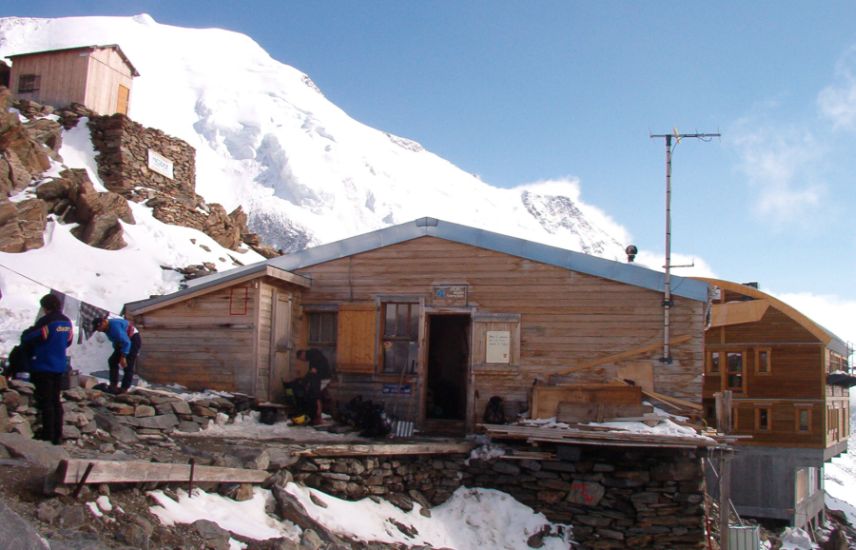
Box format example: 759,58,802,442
650,130,719,363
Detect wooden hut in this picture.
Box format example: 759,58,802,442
7,45,139,115
697,277,851,529
126,218,709,432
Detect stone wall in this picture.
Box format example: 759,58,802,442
87,114,263,252
88,114,196,201
291,446,708,549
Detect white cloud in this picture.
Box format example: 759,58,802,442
730,124,825,224
818,46,856,130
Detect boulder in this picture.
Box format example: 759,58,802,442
23,117,63,156
0,432,69,470
0,499,50,550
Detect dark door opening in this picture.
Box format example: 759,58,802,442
426,315,470,421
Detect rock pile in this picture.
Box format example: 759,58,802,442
0,374,254,447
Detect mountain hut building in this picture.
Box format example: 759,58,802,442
697,278,852,530
125,218,710,434
6,44,139,115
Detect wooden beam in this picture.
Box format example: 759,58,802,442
552,334,693,377
641,389,703,412
54,459,270,485
292,442,474,457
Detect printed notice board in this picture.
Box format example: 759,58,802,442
486,330,511,363
147,149,174,179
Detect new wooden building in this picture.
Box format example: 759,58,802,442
7,45,139,115
126,218,709,433
697,278,851,529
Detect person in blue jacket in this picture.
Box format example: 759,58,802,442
22,294,73,445
92,316,142,394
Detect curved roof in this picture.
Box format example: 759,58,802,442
695,277,848,355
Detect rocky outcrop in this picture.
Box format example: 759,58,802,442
0,87,53,198
0,198,47,252
34,168,135,250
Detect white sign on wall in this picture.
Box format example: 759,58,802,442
486,330,511,364
147,149,174,179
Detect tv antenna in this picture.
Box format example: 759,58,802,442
650,129,720,363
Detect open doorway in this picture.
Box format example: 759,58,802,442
426,314,470,422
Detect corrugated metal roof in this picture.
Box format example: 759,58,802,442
130,217,708,312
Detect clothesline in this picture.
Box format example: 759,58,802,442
0,261,118,315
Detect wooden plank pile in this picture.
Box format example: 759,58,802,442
481,423,718,449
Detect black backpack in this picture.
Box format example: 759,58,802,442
483,395,507,424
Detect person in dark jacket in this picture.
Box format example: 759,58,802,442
22,294,73,445
296,348,332,425
92,316,142,394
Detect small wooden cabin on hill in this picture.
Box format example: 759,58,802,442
125,218,710,433
7,44,139,115
697,277,852,529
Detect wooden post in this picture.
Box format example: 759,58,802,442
719,450,732,550
715,390,733,550
714,390,732,433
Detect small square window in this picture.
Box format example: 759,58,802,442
756,407,770,431
708,352,720,374
796,407,811,433
17,74,40,93
756,349,771,374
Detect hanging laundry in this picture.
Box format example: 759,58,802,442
79,300,110,341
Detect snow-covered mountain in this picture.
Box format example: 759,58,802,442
0,13,637,362
0,14,630,256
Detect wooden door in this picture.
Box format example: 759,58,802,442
117,85,130,115
269,291,292,401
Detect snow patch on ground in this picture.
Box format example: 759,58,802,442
147,485,572,550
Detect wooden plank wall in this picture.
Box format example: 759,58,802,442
132,283,257,394
295,236,705,425
254,283,274,399
85,48,135,115
9,50,89,108
702,297,835,449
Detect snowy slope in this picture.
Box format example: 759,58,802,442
0,118,264,363
0,14,630,257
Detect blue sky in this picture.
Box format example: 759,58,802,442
3,1,856,341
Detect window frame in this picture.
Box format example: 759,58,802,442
755,348,772,375
754,406,771,432
706,351,721,375
724,351,745,392
306,308,338,371
380,299,421,375
17,73,40,93
795,405,812,433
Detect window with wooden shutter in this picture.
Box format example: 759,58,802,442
336,303,377,374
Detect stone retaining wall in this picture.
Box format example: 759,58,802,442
292,446,707,549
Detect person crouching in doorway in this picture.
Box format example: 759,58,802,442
92,316,141,394
22,294,73,445
296,348,331,425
